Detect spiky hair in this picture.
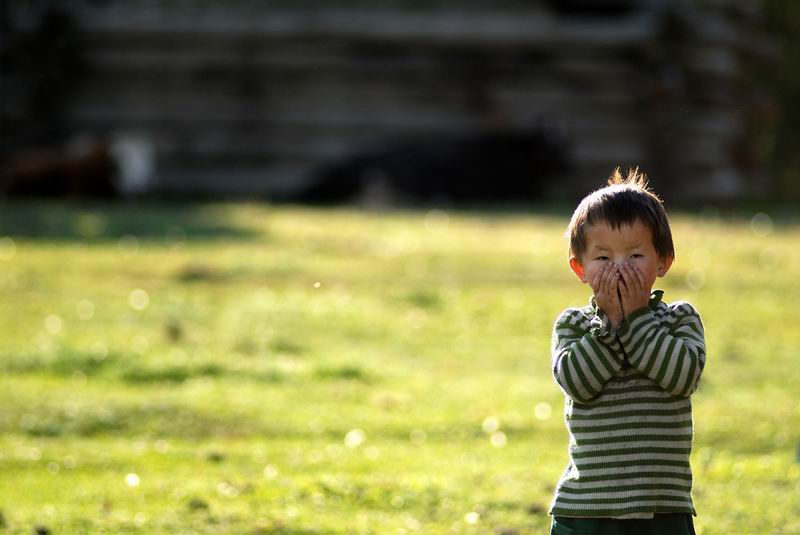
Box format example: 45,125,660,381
566,167,675,261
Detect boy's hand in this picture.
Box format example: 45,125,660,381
618,262,650,318
590,262,623,328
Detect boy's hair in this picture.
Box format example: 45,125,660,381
566,167,675,261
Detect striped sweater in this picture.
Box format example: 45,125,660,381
549,290,706,518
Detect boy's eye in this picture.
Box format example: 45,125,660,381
630,254,643,259
596,256,609,261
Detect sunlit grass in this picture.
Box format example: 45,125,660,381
0,201,798,534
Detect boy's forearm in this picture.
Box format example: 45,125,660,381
615,307,706,397
598,306,623,330
552,324,625,403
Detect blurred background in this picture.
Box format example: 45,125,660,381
1,0,797,206
2,2,800,534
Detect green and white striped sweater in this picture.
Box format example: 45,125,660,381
549,290,706,518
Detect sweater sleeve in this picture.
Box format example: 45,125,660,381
551,308,625,404
615,302,706,398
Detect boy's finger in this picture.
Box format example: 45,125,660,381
598,263,612,293
618,263,634,290
625,264,641,292
592,270,607,295
606,265,620,295
620,263,635,292
608,269,620,296
621,266,636,294
590,265,603,290
629,264,644,292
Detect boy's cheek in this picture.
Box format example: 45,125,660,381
585,266,605,286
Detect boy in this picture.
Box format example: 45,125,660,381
549,168,704,535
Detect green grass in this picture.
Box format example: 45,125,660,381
0,200,798,534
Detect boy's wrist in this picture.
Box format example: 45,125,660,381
596,306,623,329
616,307,654,339
623,305,651,321
590,309,621,342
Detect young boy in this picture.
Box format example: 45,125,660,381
549,168,705,535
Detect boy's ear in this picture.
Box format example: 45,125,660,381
657,255,674,277
569,256,588,283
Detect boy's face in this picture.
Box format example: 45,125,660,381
569,219,673,293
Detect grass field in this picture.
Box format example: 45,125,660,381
0,201,798,534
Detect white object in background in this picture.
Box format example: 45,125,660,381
110,131,156,197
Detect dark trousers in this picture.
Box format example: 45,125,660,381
551,514,696,535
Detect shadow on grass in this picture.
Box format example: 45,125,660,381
276,198,576,221
0,346,375,386
4,199,797,245
0,199,262,242
0,348,285,385
275,198,800,227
